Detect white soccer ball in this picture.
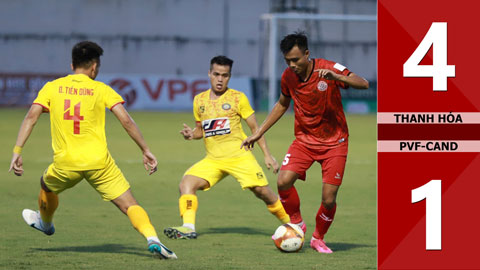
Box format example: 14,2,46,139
272,223,305,252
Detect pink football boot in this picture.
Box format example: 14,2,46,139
310,237,333,254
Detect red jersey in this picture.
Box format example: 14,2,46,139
281,58,351,149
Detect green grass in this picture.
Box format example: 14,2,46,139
0,108,376,270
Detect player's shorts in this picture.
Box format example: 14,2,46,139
184,154,269,190
42,153,130,201
280,139,348,186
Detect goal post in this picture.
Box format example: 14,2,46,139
260,13,377,111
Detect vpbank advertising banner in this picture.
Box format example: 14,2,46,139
96,74,252,111
378,1,480,269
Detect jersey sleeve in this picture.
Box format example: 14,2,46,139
104,85,125,110
193,95,201,122
331,62,351,89
280,72,291,97
32,82,52,111
239,92,255,119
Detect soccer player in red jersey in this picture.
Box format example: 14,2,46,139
242,32,369,253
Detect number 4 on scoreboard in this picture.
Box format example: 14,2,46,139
403,22,455,91
411,180,442,250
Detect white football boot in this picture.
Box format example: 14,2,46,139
22,209,55,236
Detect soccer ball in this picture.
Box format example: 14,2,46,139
272,223,305,252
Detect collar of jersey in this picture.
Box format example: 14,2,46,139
298,58,315,83
70,73,92,81
208,88,230,101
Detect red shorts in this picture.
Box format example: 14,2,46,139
280,139,348,185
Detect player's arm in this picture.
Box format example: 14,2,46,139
316,69,369,89
180,122,203,140
241,93,291,150
9,104,44,176
244,114,279,174
111,104,157,175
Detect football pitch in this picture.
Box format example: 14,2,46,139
0,109,376,270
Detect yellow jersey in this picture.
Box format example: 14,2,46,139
33,73,124,170
193,88,255,159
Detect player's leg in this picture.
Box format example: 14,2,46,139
110,190,156,241
226,156,290,224
22,164,81,235
310,183,339,254
87,154,177,259
111,189,177,259
22,177,58,235
249,185,290,224
277,141,314,233
277,171,305,231
310,155,346,254
314,183,340,239
164,158,223,239
164,175,209,239
37,177,58,230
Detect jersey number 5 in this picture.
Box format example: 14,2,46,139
63,99,84,134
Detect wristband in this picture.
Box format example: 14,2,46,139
13,145,22,154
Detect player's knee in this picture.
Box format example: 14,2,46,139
250,187,267,198
277,177,292,190
250,186,264,197
251,186,276,204
277,171,296,190
40,176,52,192
179,176,207,194
322,198,336,209
178,181,192,194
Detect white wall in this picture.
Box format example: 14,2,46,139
0,0,376,80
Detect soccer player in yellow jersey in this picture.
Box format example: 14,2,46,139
163,56,290,239
8,41,177,259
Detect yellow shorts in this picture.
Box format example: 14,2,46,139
184,155,269,190
43,154,130,201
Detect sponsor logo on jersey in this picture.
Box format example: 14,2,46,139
333,63,346,71
222,103,231,110
202,117,231,137
317,81,328,91
199,105,205,113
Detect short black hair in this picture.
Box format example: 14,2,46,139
280,31,309,54
72,41,103,69
210,55,234,72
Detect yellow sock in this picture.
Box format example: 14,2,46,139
179,194,198,226
38,189,58,224
267,198,291,224
127,205,158,238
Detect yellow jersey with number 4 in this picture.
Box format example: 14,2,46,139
33,73,124,170
193,88,254,159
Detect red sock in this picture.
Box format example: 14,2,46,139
278,186,302,223
313,203,337,239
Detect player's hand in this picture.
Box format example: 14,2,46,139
315,69,339,81
264,155,279,174
180,123,194,140
143,150,158,175
241,133,261,151
9,153,24,176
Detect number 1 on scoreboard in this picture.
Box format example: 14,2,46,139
411,180,442,250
